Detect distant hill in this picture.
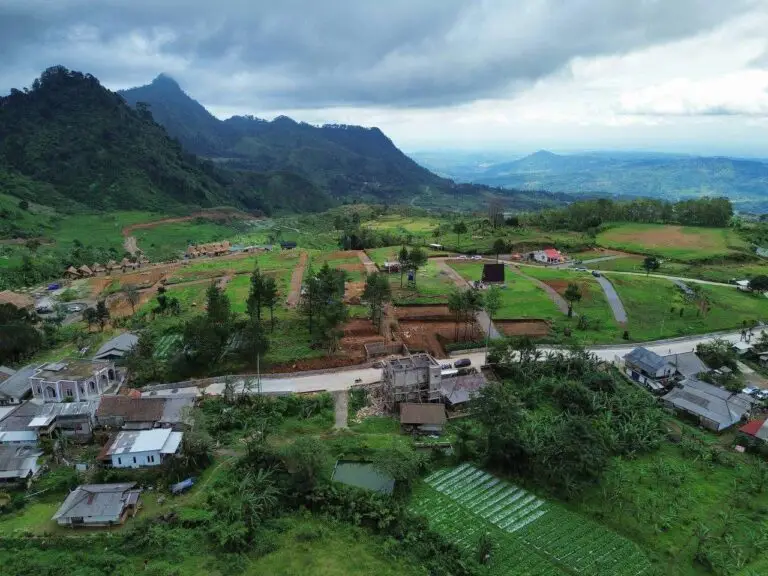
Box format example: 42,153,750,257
118,76,569,211
120,76,446,201
0,67,333,215
443,150,768,212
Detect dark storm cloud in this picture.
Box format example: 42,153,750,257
0,0,761,109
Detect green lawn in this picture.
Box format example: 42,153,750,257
610,275,768,341
133,220,244,261
390,259,458,304
364,215,442,234
524,267,621,340
168,250,301,284
450,262,561,320
597,223,748,261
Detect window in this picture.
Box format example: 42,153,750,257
132,457,137,464
117,457,122,465
148,455,154,463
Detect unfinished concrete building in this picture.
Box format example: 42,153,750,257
381,354,441,410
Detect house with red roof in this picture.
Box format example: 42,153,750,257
531,248,564,265
739,417,768,444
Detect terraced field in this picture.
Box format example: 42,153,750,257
410,464,652,576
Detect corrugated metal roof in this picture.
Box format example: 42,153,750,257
93,333,138,360
625,347,670,375
106,428,181,455
0,364,37,400
52,483,139,521
96,396,164,423
400,403,446,425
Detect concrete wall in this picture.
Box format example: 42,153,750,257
111,449,162,468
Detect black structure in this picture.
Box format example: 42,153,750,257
482,263,505,283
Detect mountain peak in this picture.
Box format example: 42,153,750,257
151,73,181,89
529,150,558,159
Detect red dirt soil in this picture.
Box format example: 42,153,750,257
344,281,365,304
398,319,480,358
495,319,550,337
394,305,452,319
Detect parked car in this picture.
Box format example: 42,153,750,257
575,267,588,272
454,358,472,368
471,255,482,260
743,386,759,396
591,271,601,277
756,390,768,401
457,255,468,260
440,363,453,370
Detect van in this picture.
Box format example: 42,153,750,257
453,358,472,368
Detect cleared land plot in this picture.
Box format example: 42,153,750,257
450,262,561,320
364,215,442,234
597,223,747,261
167,250,300,284
410,464,652,576
398,318,480,358
312,250,366,282
382,260,458,305
495,319,551,337
610,275,768,341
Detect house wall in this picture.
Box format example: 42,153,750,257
30,364,115,403
110,449,163,468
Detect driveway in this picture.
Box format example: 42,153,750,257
436,259,503,340
594,276,628,324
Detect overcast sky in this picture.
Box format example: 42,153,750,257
3,0,768,156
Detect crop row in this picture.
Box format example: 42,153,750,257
415,465,652,576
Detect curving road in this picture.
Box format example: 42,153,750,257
594,275,628,324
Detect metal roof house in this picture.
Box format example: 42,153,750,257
623,347,675,391
0,364,36,406
52,483,141,528
739,418,768,443
96,395,194,431
0,444,42,485
662,378,755,432
662,352,710,379
481,263,505,283
439,373,488,407
92,333,138,362
101,428,183,468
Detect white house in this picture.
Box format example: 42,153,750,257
531,248,564,264
103,428,183,469
29,360,117,403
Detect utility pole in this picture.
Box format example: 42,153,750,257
257,353,262,395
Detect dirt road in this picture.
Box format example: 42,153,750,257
358,251,378,275
435,259,502,340
286,251,309,307
123,236,138,256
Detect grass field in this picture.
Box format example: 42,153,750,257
450,262,561,320
410,464,652,576
390,259,459,304
597,223,748,261
364,215,442,234
132,220,244,261
590,255,768,284
610,275,768,341
524,267,620,334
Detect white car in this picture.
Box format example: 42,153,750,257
743,386,759,396
457,255,468,260
471,255,482,260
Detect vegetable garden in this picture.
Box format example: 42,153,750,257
410,464,652,576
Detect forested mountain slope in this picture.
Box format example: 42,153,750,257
0,67,333,215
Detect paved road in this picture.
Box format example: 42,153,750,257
194,330,748,396
594,275,628,324
597,269,734,288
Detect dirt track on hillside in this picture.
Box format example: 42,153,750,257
286,251,309,308
121,209,252,237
